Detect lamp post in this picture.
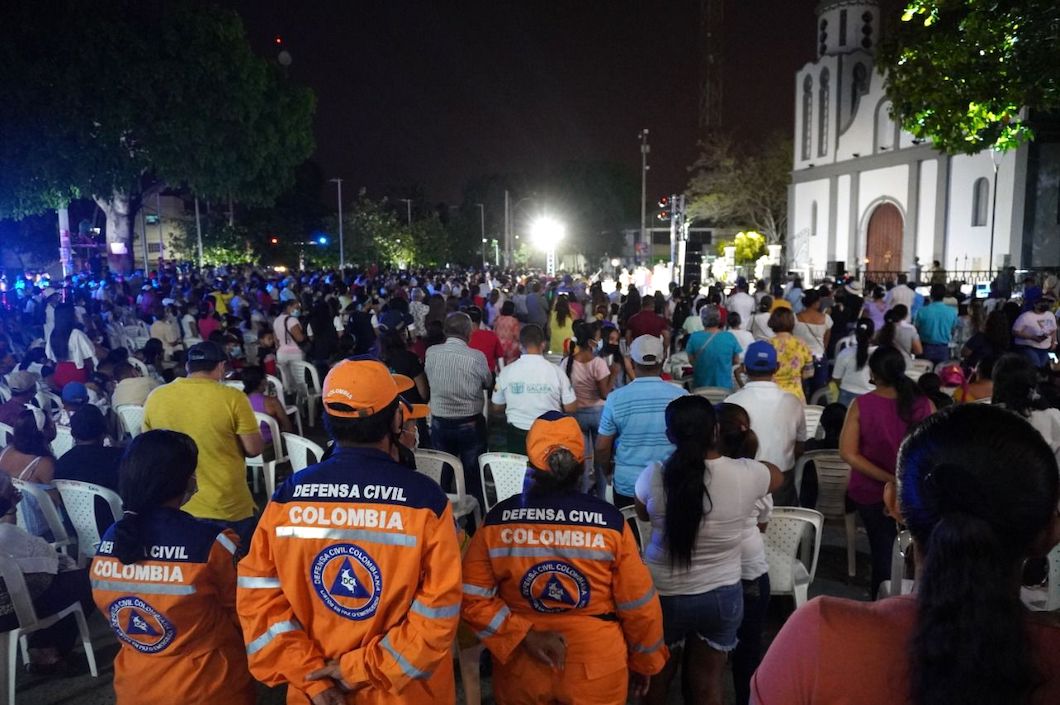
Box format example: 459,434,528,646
330,178,344,270
530,217,565,276
398,198,413,227
640,128,650,253
987,149,1003,275
475,203,486,267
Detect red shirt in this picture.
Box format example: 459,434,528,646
626,310,669,340
469,329,504,373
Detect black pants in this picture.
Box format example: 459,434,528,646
0,569,94,654
613,490,635,508
430,415,488,512
854,500,896,599
732,572,771,705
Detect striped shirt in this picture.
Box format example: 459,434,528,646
425,338,492,419
599,377,688,497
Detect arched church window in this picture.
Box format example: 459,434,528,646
818,69,830,157
811,201,819,237
972,178,990,227
852,63,868,113
802,75,813,160
876,101,895,151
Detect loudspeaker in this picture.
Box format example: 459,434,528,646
828,260,845,278
769,265,783,284
682,251,702,285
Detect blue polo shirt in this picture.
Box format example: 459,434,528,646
915,301,958,345
598,377,688,497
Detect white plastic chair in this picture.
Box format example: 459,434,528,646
803,405,824,440
183,336,203,348
222,380,245,392
764,507,824,608
1022,542,1060,612
544,353,564,365
50,425,74,458
289,361,323,428
127,356,150,377
266,374,303,436
414,449,482,527
619,505,653,555
478,452,529,512
808,386,831,406
0,554,98,704
0,385,10,403
282,432,325,473
692,386,731,404
908,359,934,375
10,479,74,555
34,390,63,422
0,423,12,447
115,404,145,439
794,449,857,578
878,530,915,598
246,412,289,498
53,479,123,566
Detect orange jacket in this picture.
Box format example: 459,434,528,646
461,491,668,677
237,447,462,704
90,508,255,705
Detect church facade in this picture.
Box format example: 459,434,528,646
788,0,1060,280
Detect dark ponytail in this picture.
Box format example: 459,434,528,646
868,345,919,422
899,406,1059,705
526,448,582,497
877,304,907,350
566,320,595,379
853,317,875,370
113,430,198,565
662,396,716,568
716,402,759,459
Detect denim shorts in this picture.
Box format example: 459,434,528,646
659,581,743,652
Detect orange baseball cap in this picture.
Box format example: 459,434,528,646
322,359,414,418
401,400,430,420
526,411,585,471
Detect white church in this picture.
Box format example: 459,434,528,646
788,0,1060,281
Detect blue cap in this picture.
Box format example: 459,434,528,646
744,341,778,373
61,382,89,404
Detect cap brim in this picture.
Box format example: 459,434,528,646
405,403,430,420
392,374,415,394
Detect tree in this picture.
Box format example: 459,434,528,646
685,133,791,245
0,1,315,271
878,0,1060,154
714,231,767,266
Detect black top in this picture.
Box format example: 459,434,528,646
55,443,125,534
383,348,425,403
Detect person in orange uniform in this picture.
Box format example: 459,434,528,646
237,359,463,705
462,411,668,705
90,430,255,705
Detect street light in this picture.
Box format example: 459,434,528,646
475,203,486,268
329,178,344,270
398,198,413,227
529,217,565,276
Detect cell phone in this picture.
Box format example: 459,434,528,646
1049,353,1058,364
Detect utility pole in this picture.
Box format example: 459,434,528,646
475,203,486,268
157,192,165,262
330,178,344,270
194,197,203,270
504,189,511,267
640,129,650,254
398,198,413,227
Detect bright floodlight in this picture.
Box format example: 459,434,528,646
529,217,565,250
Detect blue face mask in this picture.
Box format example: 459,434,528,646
290,310,300,318
230,346,243,358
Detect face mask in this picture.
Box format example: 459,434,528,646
230,346,243,357
290,310,301,318
596,339,604,352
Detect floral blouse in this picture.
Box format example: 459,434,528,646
770,334,813,402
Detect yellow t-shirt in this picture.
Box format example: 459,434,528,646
209,291,232,316
143,377,260,521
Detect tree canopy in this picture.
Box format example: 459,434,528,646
879,0,1060,154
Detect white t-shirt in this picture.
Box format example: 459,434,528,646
491,355,576,430
731,329,755,362
181,313,197,339
727,292,756,330
635,456,771,595
273,314,301,355
741,495,773,581
749,312,775,341
794,315,833,358
1013,311,1058,350
724,382,808,470
832,345,878,395
46,328,98,369
1027,408,1060,468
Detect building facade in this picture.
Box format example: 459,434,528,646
789,0,1060,280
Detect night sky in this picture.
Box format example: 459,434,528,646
226,0,818,203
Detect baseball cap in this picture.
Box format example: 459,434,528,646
70,404,107,441
630,335,665,365
61,382,89,404
526,411,585,471
744,341,778,373
400,399,430,420
8,371,36,395
322,359,414,419
187,341,228,364
378,310,413,332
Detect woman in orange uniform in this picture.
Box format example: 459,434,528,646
90,430,255,705
462,411,668,705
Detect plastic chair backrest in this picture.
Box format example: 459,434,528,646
0,421,12,446
115,404,145,438
909,359,934,374
11,478,72,549
801,450,851,521
35,390,63,420
51,425,74,458
803,405,824,440
223,380,245,391
766,506,824,581
127,357,150,377
1045,542,1060,611
0,553,40,629
478,452,529,511
0,384,10,403
290,360,322,395
266,373,289,401
414,449,468,497
282,432,324,472
53,479,122,560
692,386,731,403
254,412,284,459
132,336,151,351
619,505,654,554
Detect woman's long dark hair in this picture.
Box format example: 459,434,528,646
983,310,1012,354
716,403,758,459
241,365,266,395
877,304,906,349
554,295,571,327
49,303,80,361
991,353,1045,417
899,405,1058,705
565,320,596,378
13,408,52,457
113,430,198,565
852,317,875,370
662,396,716,568
868,345,920,422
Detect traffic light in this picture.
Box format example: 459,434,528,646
274,35,283,46
656,195,671,222
269,236,279,245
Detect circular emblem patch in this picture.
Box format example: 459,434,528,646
310,543,382,620
108,596,176,654
520,561,591,613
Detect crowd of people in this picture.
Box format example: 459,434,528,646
0,260,1058,705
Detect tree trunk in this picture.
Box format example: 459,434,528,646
94,191,133,273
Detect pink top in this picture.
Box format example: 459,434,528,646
565,356,610,409
248,392,272,443
847,392,932,504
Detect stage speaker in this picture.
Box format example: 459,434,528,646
769,265,783,284
828,260,845,278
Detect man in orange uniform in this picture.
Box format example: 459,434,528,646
462,412,668,705
237,360,463,705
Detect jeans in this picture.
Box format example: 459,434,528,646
921,343,949,367
732,572,770,705
574,406,604,495
217,514,259,556
430,415,487,512
659,582,743,651
1018,346,1051,369
852,499,897,599
837,388,860,408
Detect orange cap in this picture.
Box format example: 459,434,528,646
526,411,585,471
322,360,414,418
402,402,430,420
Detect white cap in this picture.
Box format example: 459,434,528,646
630,335,665,365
